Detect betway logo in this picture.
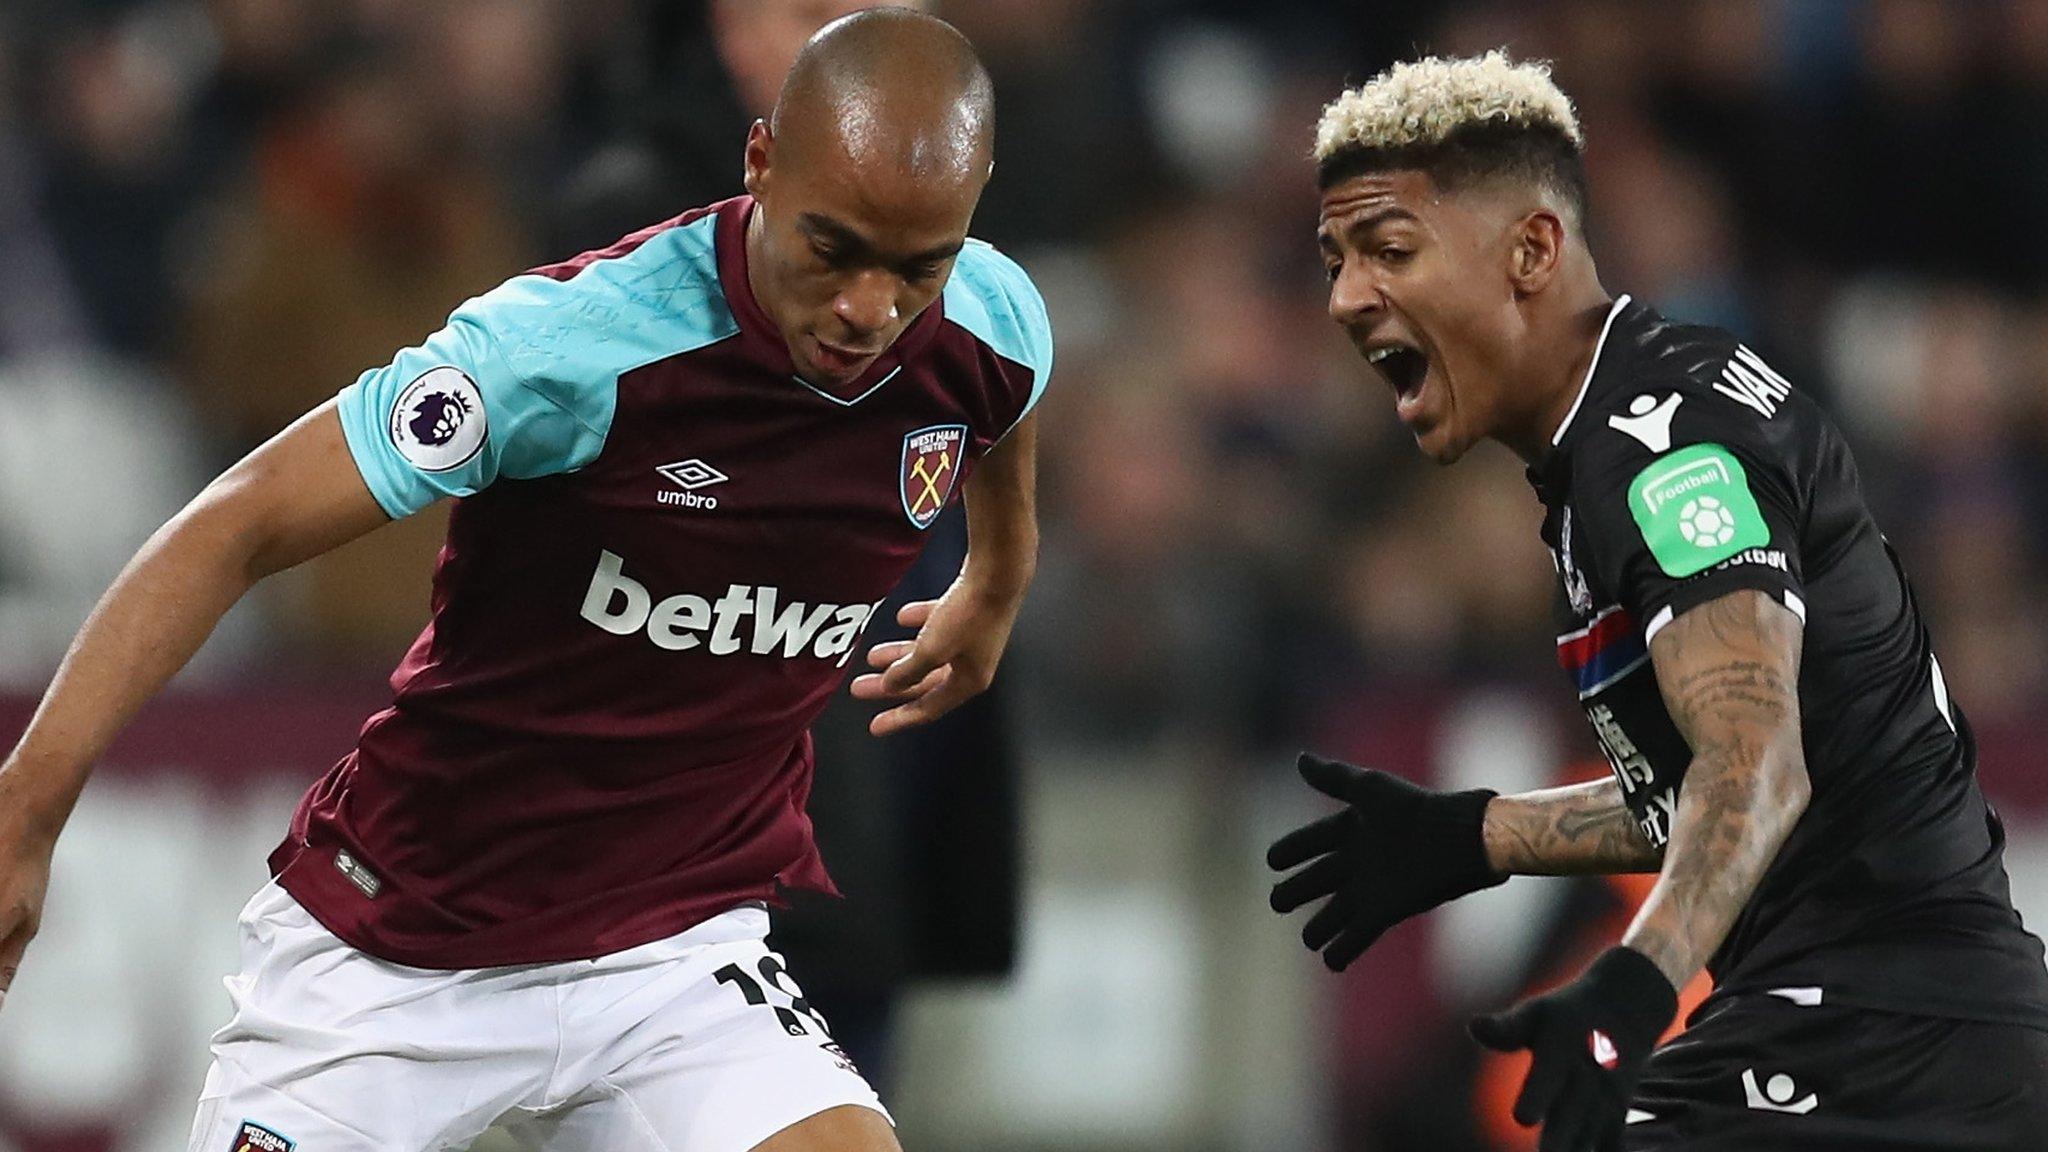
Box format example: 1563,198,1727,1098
580,551,882,666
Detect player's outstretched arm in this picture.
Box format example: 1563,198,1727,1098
1471,590,1806,1151
1482,777,1663,876
0,401,390,1006
850,412,1039,736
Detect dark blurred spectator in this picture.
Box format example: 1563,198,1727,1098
175,52,531,658
551,0,885,254
33,15,208,354
0,56,91,357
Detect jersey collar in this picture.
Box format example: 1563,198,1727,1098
714,196,946,406
1528,294,1636,501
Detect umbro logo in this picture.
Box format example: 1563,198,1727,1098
656,459,727,510
658,459,728,490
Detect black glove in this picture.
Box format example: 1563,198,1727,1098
1266,753,1503,971
1470,946,1679,1152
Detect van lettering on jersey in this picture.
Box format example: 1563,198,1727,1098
579,550,883,666
1712,345,1793,419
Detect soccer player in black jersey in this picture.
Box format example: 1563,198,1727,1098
1268,51,2048,1151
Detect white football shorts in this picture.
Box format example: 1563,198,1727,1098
186,883,889,1152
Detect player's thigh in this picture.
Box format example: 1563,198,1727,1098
750,1104,899,1152
529,934,895,1152
189,883,551,1152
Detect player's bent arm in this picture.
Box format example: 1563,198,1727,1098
960,410,1040,603
853,413,1039,735
1482,777,1663,876
1621,589,1809,990
1,402,389,850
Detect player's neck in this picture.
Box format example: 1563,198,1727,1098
741,205,782,337
1499,285,1615,465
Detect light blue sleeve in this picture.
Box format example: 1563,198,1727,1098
334,211,734,519
944,240,1055,438
335,287,614,520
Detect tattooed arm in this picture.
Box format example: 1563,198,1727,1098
1483,777,1663,875
1622,589,1809,989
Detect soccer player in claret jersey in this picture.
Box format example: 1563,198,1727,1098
0,11,1048,1152
1266,52,2048,1151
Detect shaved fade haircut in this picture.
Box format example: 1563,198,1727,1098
1314,50,1589,225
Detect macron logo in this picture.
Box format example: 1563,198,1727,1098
579,550,881,666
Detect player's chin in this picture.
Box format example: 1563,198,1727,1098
1410,420,1471,465
796,357,859,389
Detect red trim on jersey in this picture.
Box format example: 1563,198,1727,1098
1556,605,1638,674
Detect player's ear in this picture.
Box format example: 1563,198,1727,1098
743,119,773,199
1509,208,1565,296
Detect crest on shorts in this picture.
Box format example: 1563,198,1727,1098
230,1120,295,1152
900,424,966,530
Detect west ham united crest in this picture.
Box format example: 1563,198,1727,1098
229,1120,295,1152
900,424,966,530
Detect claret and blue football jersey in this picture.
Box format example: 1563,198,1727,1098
270,197,1053,968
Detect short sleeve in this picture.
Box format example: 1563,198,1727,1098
1572,391,1807,642
335,283,615,519
943,239,1054,439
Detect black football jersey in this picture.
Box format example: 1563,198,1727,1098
1529,296,2048,1027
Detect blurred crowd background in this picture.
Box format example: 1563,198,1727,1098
3,1,2048,1151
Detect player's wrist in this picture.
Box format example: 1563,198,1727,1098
955,561,1035,607
0,756,75,850
1585,945,1680,1047
1479,793,1517,877
1424,785,1506,895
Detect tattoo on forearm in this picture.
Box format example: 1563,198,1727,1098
1625,591,1808,989
1487,778,1663,875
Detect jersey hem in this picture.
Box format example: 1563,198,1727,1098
1702,983,2048,1034
271,841,837,971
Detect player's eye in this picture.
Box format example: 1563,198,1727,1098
903,261,944,284
1323,259,1343,283
1377,246,1414,266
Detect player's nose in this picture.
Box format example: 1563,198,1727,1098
1327,259,1383,328
833,271,900,339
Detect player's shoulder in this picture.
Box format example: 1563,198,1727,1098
458,203,740,394
942,237,1054,378
1569,297,1822,484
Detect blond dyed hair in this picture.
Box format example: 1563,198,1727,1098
1310,50,1588,221
1315,50,1582,162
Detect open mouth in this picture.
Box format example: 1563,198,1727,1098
1368,343,1430,404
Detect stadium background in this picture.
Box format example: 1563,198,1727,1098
3,0,2048,1149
